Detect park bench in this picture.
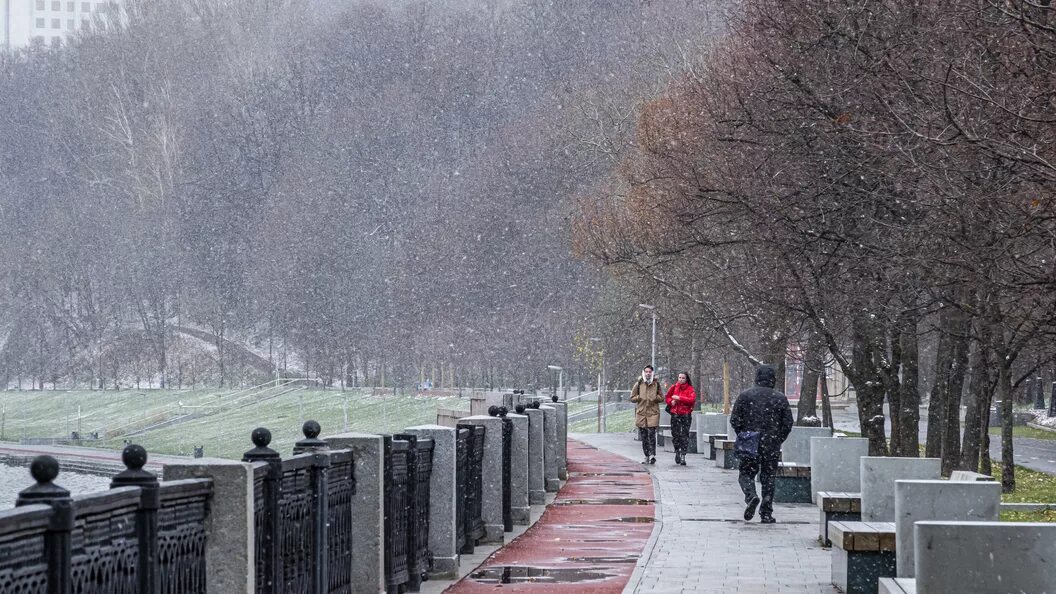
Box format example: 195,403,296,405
880,521,1056,594
818,491,862,547
700,433,727,460
774,462,812,503
830,521,897,594
713,439,739,469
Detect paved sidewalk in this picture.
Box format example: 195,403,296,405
576,433,836,594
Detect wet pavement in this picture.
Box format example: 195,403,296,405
446,440,655,593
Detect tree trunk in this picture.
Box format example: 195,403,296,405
820,367,833,428
852,316,889,456
897,315,921,456
998,362,1015,493
925,320,952,458
765,331,788,393
942,309,970,476
796,333,823,424
961,325,991,471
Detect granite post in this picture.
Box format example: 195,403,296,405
525,407,546,504
324,433,386,593
506,413,531,524
405,425,459,578
549,400,569,480
457,415,505,543
540,405,560,492
164,459,255,594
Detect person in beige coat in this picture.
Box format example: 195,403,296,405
630,364,664,464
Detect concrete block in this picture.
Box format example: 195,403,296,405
782,426,832,465
894,480,1001,578
525,408,546,505
810,437,869,503
914,521,1056,593
714,440,739,469
695,414,728,453
405,425,459,578
860,457,940,522
456,416,504,544
506,413,530,525
164,459,255,594
324,433,385,593
832,547,897,594
540,405,560,492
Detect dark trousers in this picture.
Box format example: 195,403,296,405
670,414,692,455
638,426,657,457
738,452,780,515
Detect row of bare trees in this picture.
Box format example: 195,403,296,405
573,1,1056,491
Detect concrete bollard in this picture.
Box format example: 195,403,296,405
164,458,255,594
525,407,546,505
404,425,459,578
506,413,531,524
860,456,941,522
809,437,869,503
540,405,560,492
549,400,569,480
457,415,505,544
781,426,832,465
894,480,1001,578
324,433,386,593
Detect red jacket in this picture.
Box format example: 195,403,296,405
665,382,696,416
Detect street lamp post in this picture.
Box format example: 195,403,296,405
589,338,606,432
639,304,657,369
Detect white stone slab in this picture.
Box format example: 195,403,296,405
781,426,832,465
914,521,1056,593
860,457,940,522
809,437,868,503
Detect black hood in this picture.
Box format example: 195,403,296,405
755,365,777,388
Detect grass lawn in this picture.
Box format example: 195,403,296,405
995,464,1056,522
988,425,1056,441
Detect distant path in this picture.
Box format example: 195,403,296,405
446,439,654,593
0,441,189,472
832,405,1056,475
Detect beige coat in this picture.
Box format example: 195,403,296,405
630,378,665,428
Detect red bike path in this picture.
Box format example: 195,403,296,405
446,439,655,593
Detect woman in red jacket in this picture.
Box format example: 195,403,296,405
665,372,697,465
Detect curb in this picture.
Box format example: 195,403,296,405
623,459,663,594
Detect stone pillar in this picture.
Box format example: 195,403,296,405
540,405,560,492
404,425,459,578
164,458,255,594
525,408,546,504
860,456,941,521
549,400,569,480
506,413,531,524
457,415,504,544
780,426,832,465
323,433,385,593
809,437,869,503
894,480,1001,577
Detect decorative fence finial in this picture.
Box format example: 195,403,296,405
243,427,280,462
293,420,329,454
488,405,500,417
17,455,70,506
112,444,157,488
515,404,526,414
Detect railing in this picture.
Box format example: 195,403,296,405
454,427,469,554
395,433,434,592
457,423,486,552
497,409,513,532
383,435,411,592
0,445,213,594
243,422,355,594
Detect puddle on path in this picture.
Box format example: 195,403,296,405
469,566,616,584
569,472,634,477
554,498,653,505
565,555,639,564
603,516,655,523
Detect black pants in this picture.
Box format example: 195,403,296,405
670,414,692,455
638,426,657,457
738,452,780,515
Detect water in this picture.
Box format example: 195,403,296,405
0,463,110,509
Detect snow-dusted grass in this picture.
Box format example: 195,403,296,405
0,389,222,440
570,409,636,433
96,390,467,459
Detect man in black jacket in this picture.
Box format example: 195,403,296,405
730,364,794,523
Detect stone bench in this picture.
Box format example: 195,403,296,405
714,439,739,469
881,521,1056,594
701,433,727,460
861,457,940,521
818,491,862,547
659,427,699,454
810,436,869,503
774,462,812,503
948,470,993,482
830,521,897,594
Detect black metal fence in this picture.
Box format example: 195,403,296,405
242,421,356,594
0,445,213,594
457,422,486,554
454,427,469,555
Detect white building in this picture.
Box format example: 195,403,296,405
2,0,123,51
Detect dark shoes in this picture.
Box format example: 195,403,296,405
744,496,760,521
674,453,687,465
649,456,656,465
760,514,776,524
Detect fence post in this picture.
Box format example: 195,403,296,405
110,444,160,594
294,421,330,594
17,455,73,594
405,425,458,578
243,427,282,594
323,432,386,593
